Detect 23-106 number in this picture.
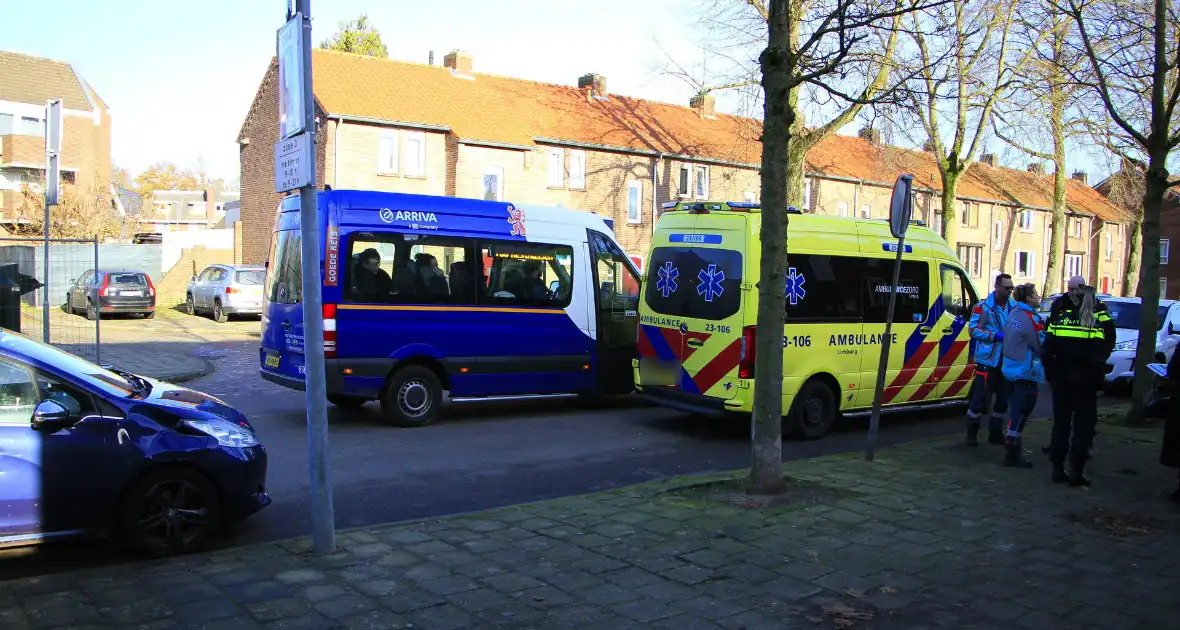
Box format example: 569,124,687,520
704,323,731,333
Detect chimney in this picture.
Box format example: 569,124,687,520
1028,162,1045,174
690,92,716,118
1072,170,1088,185
858,126,881,145
444,50,473,77
980,153,996,166
428,50,434,65
578,73,607,100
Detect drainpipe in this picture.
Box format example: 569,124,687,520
651,153,664,244
332,116,343,189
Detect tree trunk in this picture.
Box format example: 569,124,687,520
785,141,806,210
1127,154,1167,424
1123,215,1142,297
939,169,961,248
751,1,793,495
1044,85,1068,296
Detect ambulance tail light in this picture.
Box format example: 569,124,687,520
739,325,757,379
323,303,337,359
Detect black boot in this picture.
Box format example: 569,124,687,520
1003,438,1033,468
1069,460,1091,487
1052,462,1068,483
966,421,980,446
988,421,1006,445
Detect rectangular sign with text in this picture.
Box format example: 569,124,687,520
274,132,313,192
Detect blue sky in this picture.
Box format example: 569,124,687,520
4,0,1110,183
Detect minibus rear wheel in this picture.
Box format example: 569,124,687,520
788,379,837,440
380,365,443,427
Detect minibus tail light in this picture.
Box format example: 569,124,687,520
739,325,756,379
323,303,337,359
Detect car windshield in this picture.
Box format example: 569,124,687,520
0,331,135,395
236,270,265,285
1105,302,1170,330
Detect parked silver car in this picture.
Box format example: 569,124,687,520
185,264,265,323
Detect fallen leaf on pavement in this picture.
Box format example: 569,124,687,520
879,586,898,594
844,588,865,598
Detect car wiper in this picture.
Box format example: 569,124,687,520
111,369,152,397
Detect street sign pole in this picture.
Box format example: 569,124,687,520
43,99,61,344
865,174,914,462
282,0,335,554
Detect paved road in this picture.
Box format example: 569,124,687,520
0,332,1126,579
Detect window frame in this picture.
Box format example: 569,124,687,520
957,244,983,278
377,130,399,175
1019,209,1034,232
1015,250,1035,279
862,258,930,324
1064,253,1084,279
568,150,587,190
1162,277,1169,300
993,219,1004,250
836,201,849,217
483,166,504,202
959,201,970,227
343,232,477,306
678,164,690,198
783,253,865,323
860,203,871,218
402,131,427,178
1105,231,1114,261
477,239,576,309
693,165,709,199
547,148,565,188
627,180,643,224
802,178,812,212
743,191,757,204
940,263,980,321
1163,238,1171,265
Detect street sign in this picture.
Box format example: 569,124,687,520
274,132,313,192
277,14,306,140
888,174,914,239
45,99,61,206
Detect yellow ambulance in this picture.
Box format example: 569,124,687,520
634,200,980,439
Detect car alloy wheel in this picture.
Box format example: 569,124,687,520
137,478,208,550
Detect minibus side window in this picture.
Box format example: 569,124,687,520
862,259,929,323
343,232,477,305
783,254,862,322
266,229,302,304
479,240,574,308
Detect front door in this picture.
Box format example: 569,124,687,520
921,264,979,400
587,231,640,394
858,258,937,407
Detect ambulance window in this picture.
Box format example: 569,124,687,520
784,254,862,322
863,259,929,323
479,240,574,308
644,247,742,320
344,232,477,305
940,264,978,320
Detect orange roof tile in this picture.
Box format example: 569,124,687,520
296,49,1129,223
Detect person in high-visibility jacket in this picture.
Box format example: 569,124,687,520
965,274,1016,446
1042,285,1115,486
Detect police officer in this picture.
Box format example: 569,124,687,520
1043,283,1115,486
965,273,1016,445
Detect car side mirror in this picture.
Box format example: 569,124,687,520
191,275,198,283
550,280,560,293
31,399,71,432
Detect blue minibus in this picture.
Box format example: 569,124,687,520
260,190,641,426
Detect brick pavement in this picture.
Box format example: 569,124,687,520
1,418,1177,629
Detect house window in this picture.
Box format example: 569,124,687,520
1105,231,1113,261
860,204,871,218
1065,253,1084,279
1163,278,1169,300
933,210,943,236
957,245,984,278
678,164,690,198
483,167,503,202
1019,209,1034,232
1070,218,1082,238
1015,250,1035,278
569,150,586,189
1163,238,1171,265
627,181,642,224
403,132,426,177
743,191,757,204
960,202,970,226
377,131,398,174
547,148,564,188
693,165,709,198
837,201,849,217
802,178,812,212
16,116,43,136
993,219,1004,250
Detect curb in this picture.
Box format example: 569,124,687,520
143,357,216,384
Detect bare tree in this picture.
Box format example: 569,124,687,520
17,176,119,240
897,0,1041,249
753,0,938,494
661,0,907,209
1056,0,1180,422
992,4,1089,295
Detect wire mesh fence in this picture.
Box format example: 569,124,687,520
0,236,100,362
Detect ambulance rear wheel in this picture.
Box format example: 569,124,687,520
380,366,442,427
788,380,836,440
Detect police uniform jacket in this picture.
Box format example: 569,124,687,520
1042,297,1116,386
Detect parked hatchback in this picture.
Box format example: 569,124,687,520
66,270,157,320
186,265,265,323
0,329,269,556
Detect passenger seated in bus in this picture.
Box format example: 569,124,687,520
449,261,468,298
414,253,450,297
520,261,550,301
353,248,394,302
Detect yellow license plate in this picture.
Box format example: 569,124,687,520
265,353,281,368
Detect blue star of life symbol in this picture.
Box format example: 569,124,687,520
697,264,725,302
785,267,807,305
656,261,679,298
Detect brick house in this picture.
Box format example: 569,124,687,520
238,49,1132,294
0,51,112,223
